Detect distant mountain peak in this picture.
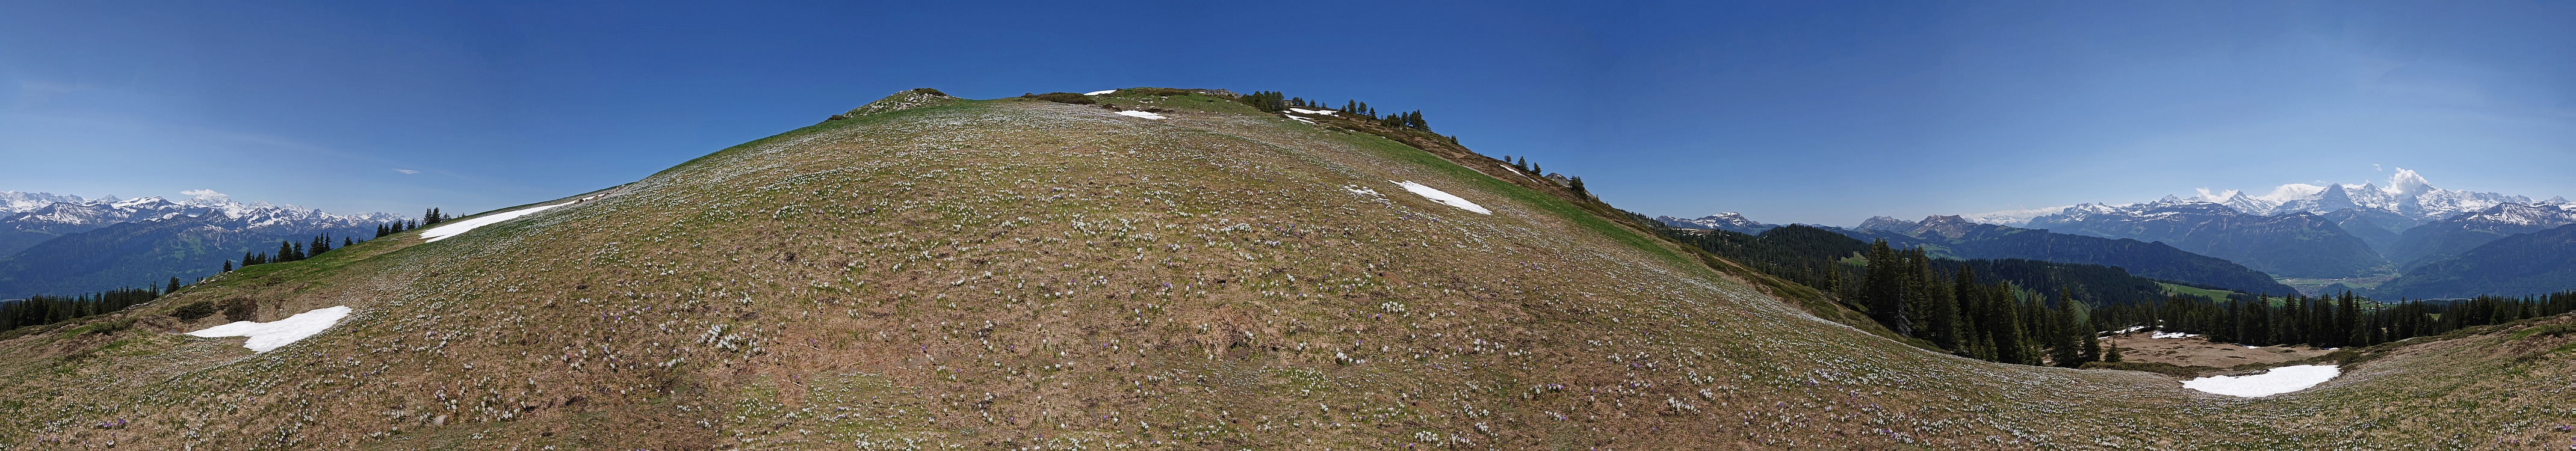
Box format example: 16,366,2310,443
1974,169,2533,229
1655,212,1777,234
1856,215,1910,231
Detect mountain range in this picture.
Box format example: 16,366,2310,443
2019,197,2391,278
1844,215,2300,295
1664,170,2576,298
0,191,401,297
1653,212,1776,235
1948,170,2572,298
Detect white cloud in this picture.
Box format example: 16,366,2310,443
392,168,420,174
2193,188,2241,202
179,189,229,202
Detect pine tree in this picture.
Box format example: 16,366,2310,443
1568,176,1587,194
311,233,333,256
1862,240,1912,337
277,241,298,262
166,277,182,294
222,260,233,272
1989,283,2030,365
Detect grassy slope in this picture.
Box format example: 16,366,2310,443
0,90,2569,450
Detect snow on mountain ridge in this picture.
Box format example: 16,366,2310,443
1971,169,2543,227
0,190,404,230
1655,212,1778,233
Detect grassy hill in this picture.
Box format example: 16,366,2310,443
1,88,2572,449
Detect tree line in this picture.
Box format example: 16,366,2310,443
1238,91,1437,133
1663,222,2576,366
2103,290,2576,348
1,286,164,333
229,207,447,271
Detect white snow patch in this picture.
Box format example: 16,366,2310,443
1116,111,1166,120
1287,108,1339,116
419,202,573,242
1283,115,1317,124
1084,90,1117,96
2180,364,2339,397
1343,185,1381,197
1392,180,1490,215
2150,331,2199,339
186,305,352,353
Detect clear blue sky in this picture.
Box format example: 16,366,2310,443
3,1,2570,225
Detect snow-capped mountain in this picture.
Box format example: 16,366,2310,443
2021,197,2391,278
0,191,90,213
2386,201,2576,270
1655,212,1777,234
0,190,406,296
1,191,403,256
1966,169,2548,228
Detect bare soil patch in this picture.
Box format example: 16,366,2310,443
2105,331,2330,368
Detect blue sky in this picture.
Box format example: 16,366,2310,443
2,1,2569,225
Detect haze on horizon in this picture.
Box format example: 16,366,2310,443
2,1,2569,225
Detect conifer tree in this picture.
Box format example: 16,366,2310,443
222,260,233,272
166,277,182,294
1862,240,1911,337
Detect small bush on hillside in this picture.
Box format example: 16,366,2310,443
1124,88,1198,97
170,301,217,321
220,297,258,322
1024,93,1095,105
908,88,949,97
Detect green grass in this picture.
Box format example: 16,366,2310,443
2158,282,2238,301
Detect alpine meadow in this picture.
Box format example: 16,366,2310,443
4,88,2574,450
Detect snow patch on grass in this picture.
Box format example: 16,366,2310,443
420,202,572,242
1116,111,1166,120
186,305,352,353
1287,108,1339,116
1284,115,1317,124
2181,364,2338,397
1392,181,1490,215
1085,90,1117,96
2150,331,2199,339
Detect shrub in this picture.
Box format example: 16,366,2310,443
1025,92,1095,105
220,297,258,322
908,87,949,97
2510,323,2576,340
170,301,217,321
